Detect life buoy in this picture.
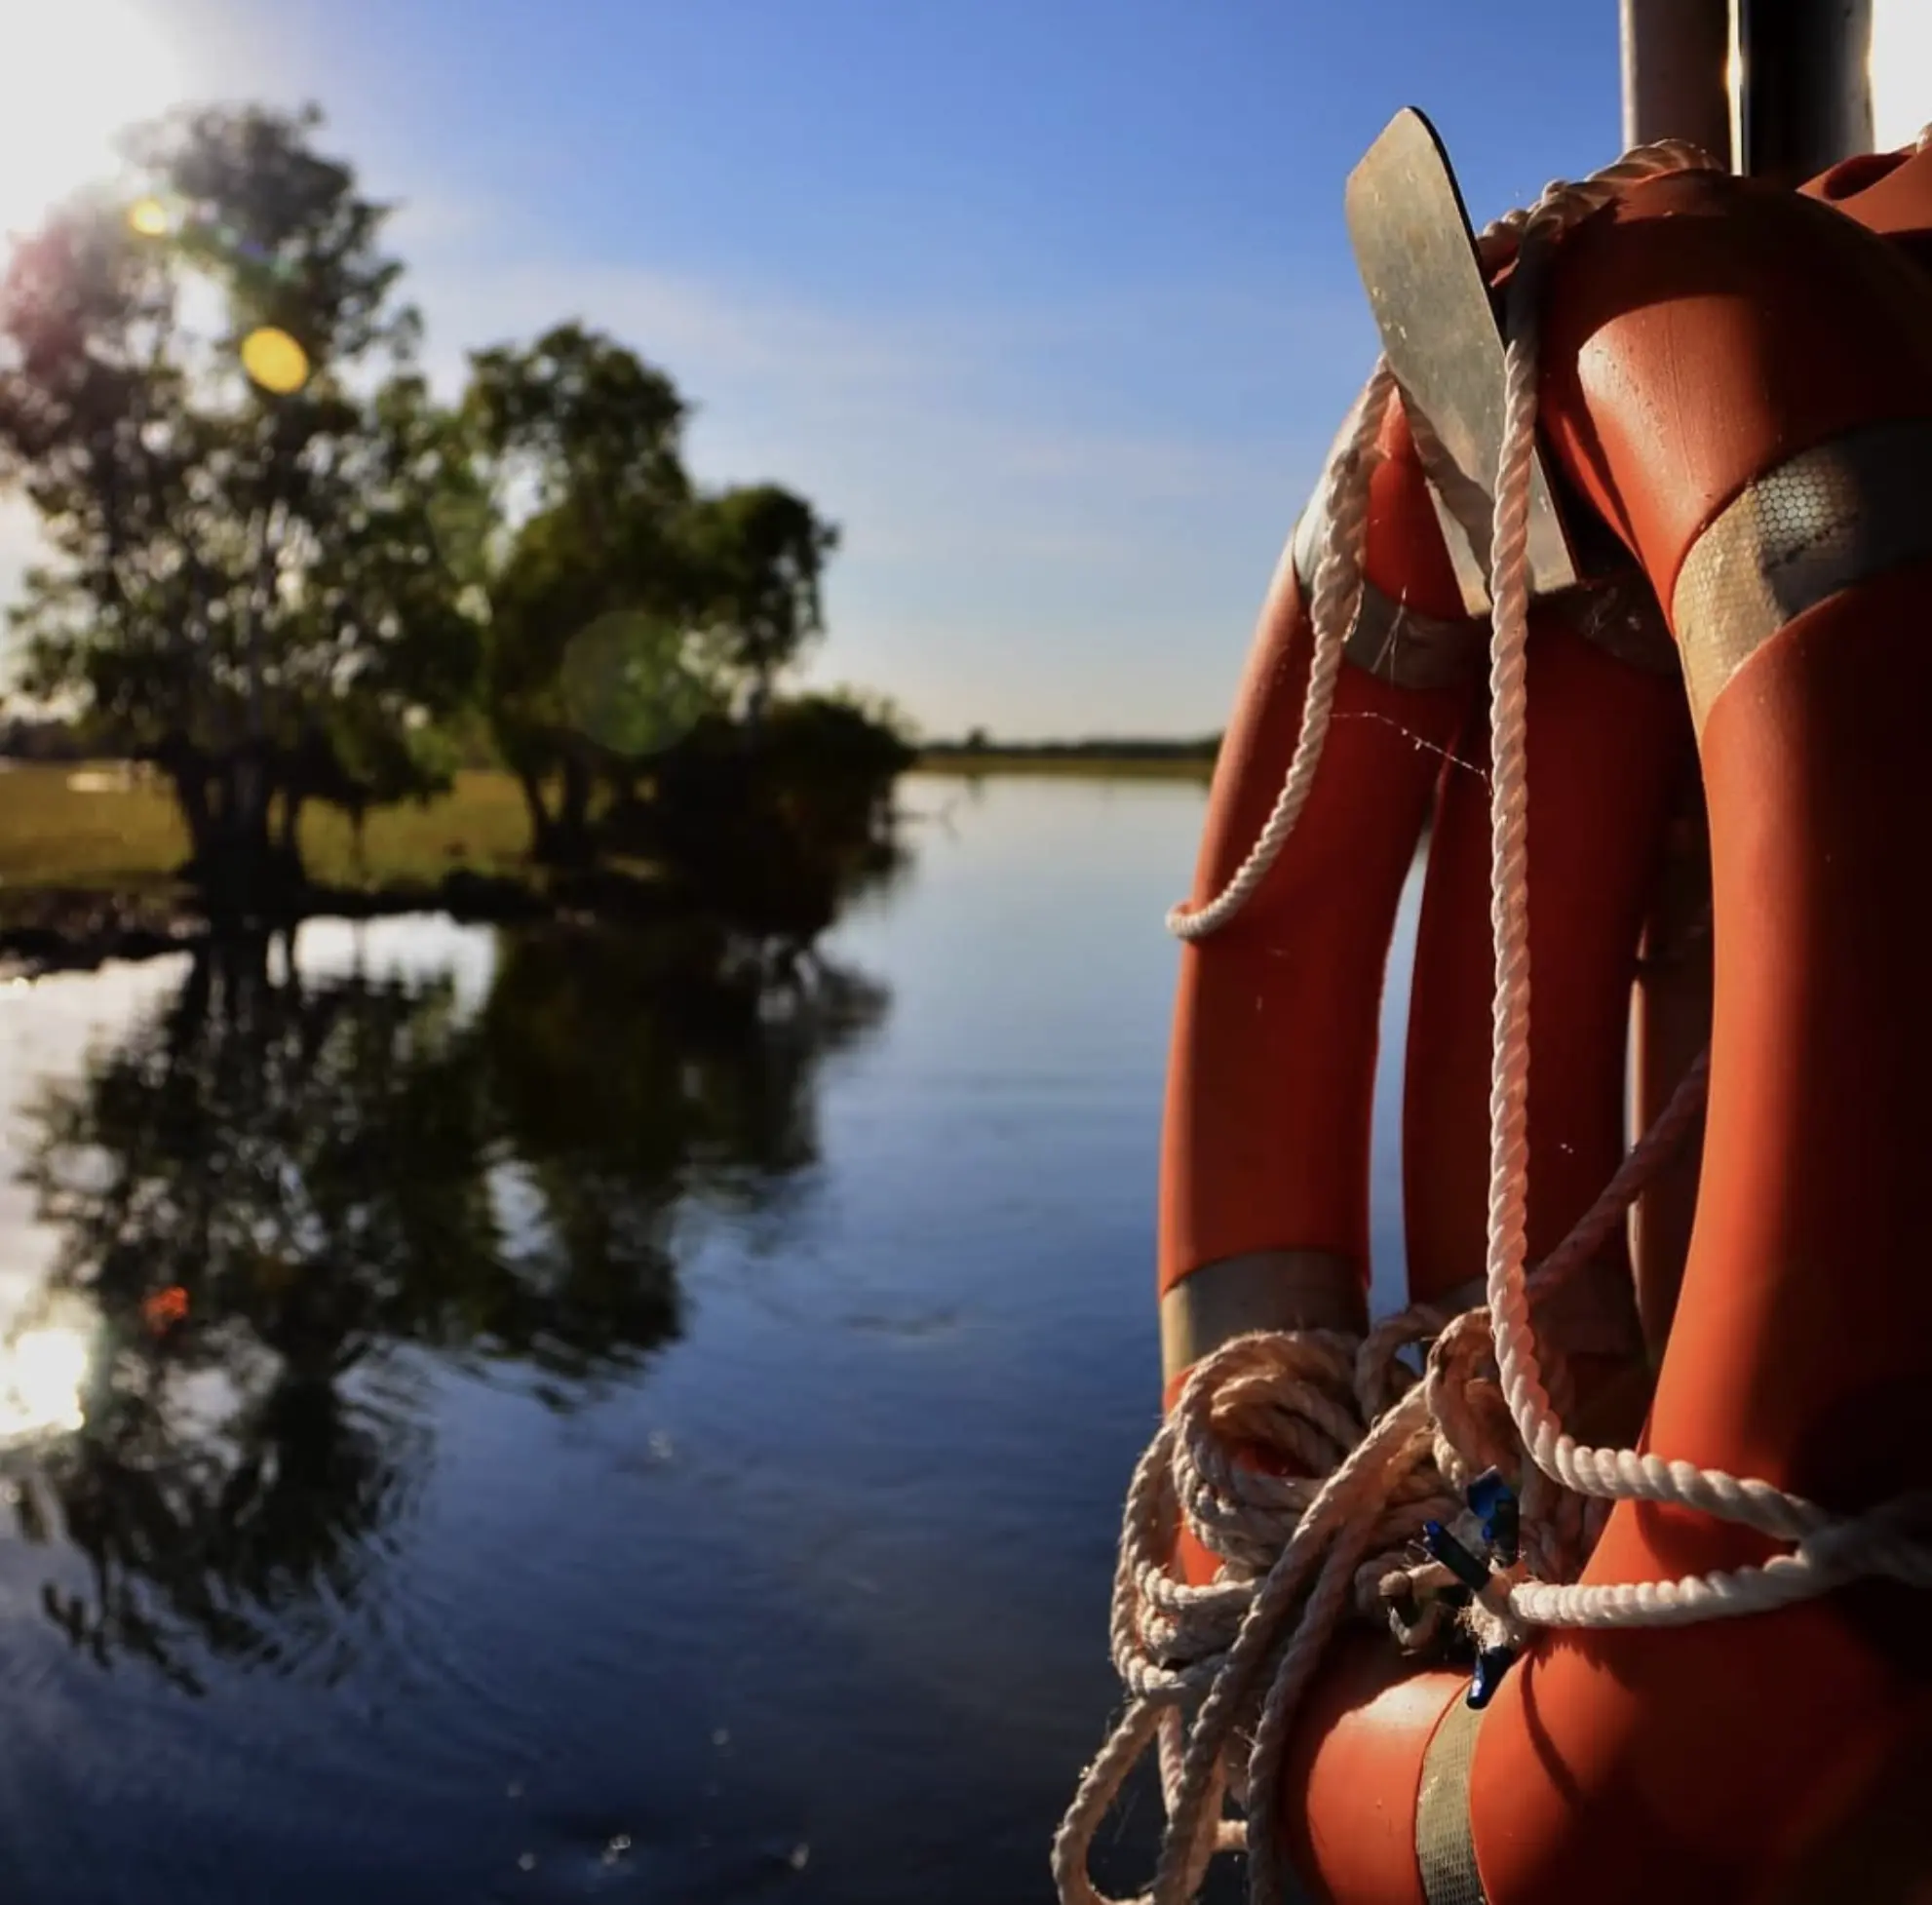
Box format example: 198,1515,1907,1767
1065,131,1932,1905
1462,138,1932,1905
1314,148,1932,1903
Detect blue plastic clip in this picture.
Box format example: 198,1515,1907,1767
1421,1519,1493,1595
1466,1468,1520,1567
1468,1645,1517,1710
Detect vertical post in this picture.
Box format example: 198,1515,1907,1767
1734,0,1875,177
1619,0,1734,160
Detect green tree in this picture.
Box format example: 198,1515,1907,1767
276,369,489,871
464,326,851,866
465,322,723,864
686,482,840,723
0,102,483,915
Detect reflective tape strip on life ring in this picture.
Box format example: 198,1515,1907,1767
1415,1694,1488,1905
1290,486,1485,693
1158,1249,1358,1387
1672,418,1932,731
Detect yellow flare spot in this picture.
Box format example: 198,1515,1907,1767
128,197,171,238
241,326,310,396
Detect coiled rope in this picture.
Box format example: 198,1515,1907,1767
1059,139,1932,1905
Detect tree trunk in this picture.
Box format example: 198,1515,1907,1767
169,759,217,869
556,748,595,865
278,787,312,888
189,749,294,923
743,669,772,739
516,765,559,862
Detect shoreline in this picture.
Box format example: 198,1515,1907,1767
0,757,1219,977
0,869,651,980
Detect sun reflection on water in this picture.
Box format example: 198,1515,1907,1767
0,1323,91,1443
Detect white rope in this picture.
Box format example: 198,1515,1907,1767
1165,364,1397,940
1064,136,1932,1905
1052,1082,1699,1905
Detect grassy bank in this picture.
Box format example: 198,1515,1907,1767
915,750,1215,781
0,762,534,899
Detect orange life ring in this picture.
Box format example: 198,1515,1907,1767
1464,138,1932,1905
1125,138,1932,1905
1158,382,1482,1388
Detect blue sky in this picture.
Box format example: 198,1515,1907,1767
0,4,1738,734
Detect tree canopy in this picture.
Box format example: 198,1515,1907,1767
0,97,883,913
464,322,844,864
0,103,486,913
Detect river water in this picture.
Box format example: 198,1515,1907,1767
0,773,1417,1904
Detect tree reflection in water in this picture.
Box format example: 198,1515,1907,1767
5,921,888,1691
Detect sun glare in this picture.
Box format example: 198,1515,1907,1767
1872,1,1932,152
0,1325,90,1442
0,0,190,239
127,194,172,237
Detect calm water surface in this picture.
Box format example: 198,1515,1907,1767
0,774,1417,1904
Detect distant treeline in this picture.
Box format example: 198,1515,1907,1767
920,732,1221,761
0,714,506,771
0,719,88,762
8,719,1225,770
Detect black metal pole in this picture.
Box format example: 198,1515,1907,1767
1620,0,1735,163
1735,0,1875,178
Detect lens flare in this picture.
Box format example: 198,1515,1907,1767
141,1284,189,1335
241,325,311,396
127,195,171,238
560,610,718,758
